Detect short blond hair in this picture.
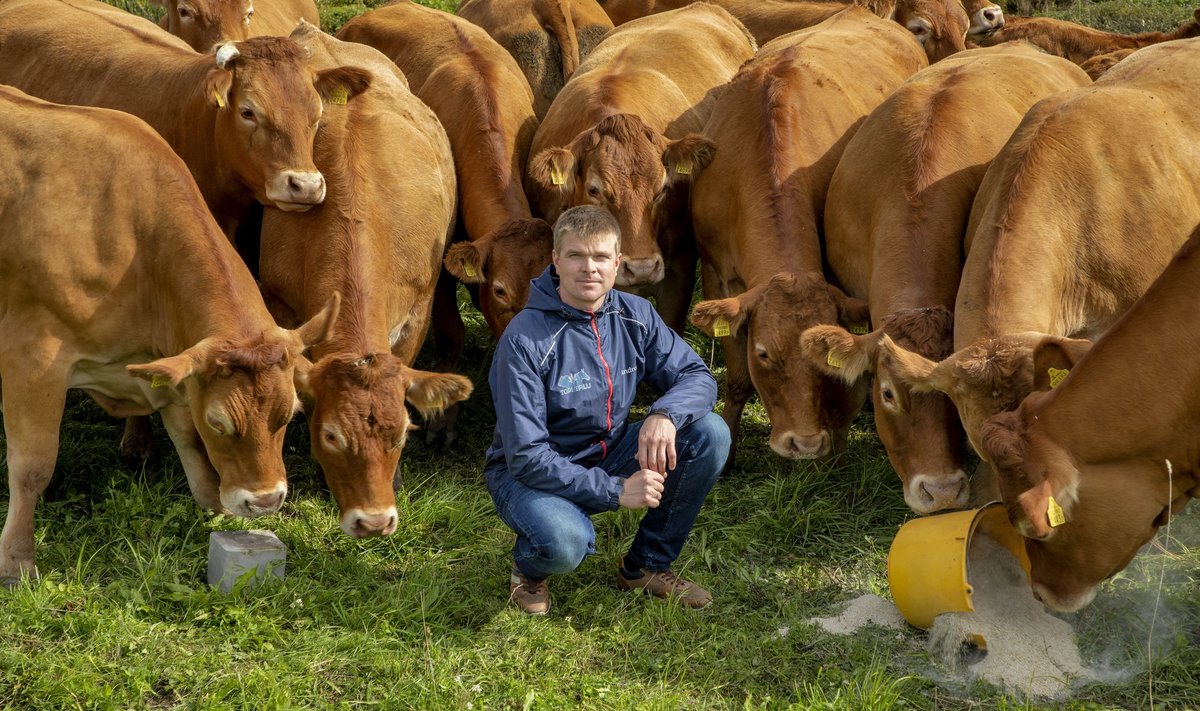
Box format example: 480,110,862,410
553,206,621,253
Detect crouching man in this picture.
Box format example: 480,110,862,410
484,205,730,615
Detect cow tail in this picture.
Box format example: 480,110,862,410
538,0,581,80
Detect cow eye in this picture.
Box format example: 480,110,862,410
178,7,190,18
755,346,769,361
244,9,254,22
493,284,507,299
882,387,896,403
240,108,256,122
207,415,227,436
587,185,600,198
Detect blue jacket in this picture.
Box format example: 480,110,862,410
485,265,718,511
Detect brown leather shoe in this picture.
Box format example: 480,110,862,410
510,568,549,615
616,559,712,609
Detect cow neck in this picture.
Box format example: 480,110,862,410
1030,235,1200,474
739,207,824,285
871,215,962,317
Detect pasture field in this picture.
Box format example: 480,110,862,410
3,0,1200,709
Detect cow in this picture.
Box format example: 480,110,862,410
976,10,1200,65
457,0,614,119
599,0,971,62
0,85,337,583
980,223,1200,612
258,24,473,537
155,0,320,52
687,8,927,465
526,3,756,333
961,0,1003,38
799,44,1090,513
337,1,552,341
873,38,1200,475
0,0,370,239
1079,47,1135,79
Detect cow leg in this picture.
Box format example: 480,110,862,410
119,415,155,463
655,245,698,334
720,330,754,471
158,404,225,513
423,268,466,448
0,365,68,584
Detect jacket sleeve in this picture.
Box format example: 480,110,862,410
490,334,624,511
639,307,718,430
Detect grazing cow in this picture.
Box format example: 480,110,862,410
156,0,320,52
527,3,756,332
800,44,1090,513
688,9,927,464
875,38,1200,467
0,85,336,582
337,1,552,341
980,224,1200,612
457,0,614,119
976,10,1200,65
258,24,473,537
0,0,370,238
600,0,970,62
1079,47,1134,79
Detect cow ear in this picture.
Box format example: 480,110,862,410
878,335,955,395
284,292,341,352
529,146,577,194
444,241,488,285
403,369,474,418
127,338,220,388
663,134,715,184
800,325,879,384
1032,335,1093,391
1016,479,1063,540
293,355,316,406
831,287,871,333
205,68,234,109
691,285,764,337
315,66,372,105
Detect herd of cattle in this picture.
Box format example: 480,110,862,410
0,0,1197,613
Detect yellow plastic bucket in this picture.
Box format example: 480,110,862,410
887,502,1031,629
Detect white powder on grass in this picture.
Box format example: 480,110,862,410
810,593,908,635
928,534,1095,699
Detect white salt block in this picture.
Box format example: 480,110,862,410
208,530,287,593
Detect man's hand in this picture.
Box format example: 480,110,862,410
637,413,677,474
619,469,666,509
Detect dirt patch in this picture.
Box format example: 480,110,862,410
928,534,1094,699
810,593,908,635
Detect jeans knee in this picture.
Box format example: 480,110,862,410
533,525,592,575
684,412,731,474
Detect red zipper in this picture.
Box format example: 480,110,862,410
589,313,614,458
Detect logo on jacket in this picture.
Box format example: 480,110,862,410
557,369,593,395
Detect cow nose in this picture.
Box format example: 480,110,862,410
774,431,831,459
342,509,399,538
983,7,998,21
286,172,326,204
244,490,285,516
909,471,969,513
617,256,664,286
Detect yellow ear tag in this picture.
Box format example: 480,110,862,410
674,163,692,176
826,351,844,369
550,167,565,186
213,90,226,108
849,322,869,335
713,317,730,338
330,85,349,105
1047,496,1066,527
464,264,477,278
151,375,171,389
1048,367,1069,389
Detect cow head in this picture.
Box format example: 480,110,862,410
298,352,473,537
158,0,257,52
692,272,869,459
878,332,1094,457
893,0,969,62
126,295,339,518
529,113,714,287
444,218,554,337
801,306,969,513
980,403,1177,612
961,0,1004,38
205,37,371,213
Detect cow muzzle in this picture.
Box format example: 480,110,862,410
906,471,969,513
268,171,327,210
340,507,399,538
224,482,288,518
616,256,664,286
771,430,832,460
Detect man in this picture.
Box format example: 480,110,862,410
484,205,730,615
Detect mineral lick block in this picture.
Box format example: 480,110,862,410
208,530,287,593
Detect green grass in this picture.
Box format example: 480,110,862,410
6,0,1200,708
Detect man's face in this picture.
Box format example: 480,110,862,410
552,231,621,312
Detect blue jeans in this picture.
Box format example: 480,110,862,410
488,412,729,580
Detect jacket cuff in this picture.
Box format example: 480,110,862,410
648,406,682,430
606,475,624,511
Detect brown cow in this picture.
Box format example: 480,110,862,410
688,8,927,464
976,10,1200,65
600,0,971,62
155,0,319,52
458,0,614,119
337,1,552,340
1079,47,1135,79
800,44,1090,513
961,0,1003,38
877,38,1200,469
0,85,336,582
258,24,473,537
0,0,371,238
527,3,756,332
980,224,1200,612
